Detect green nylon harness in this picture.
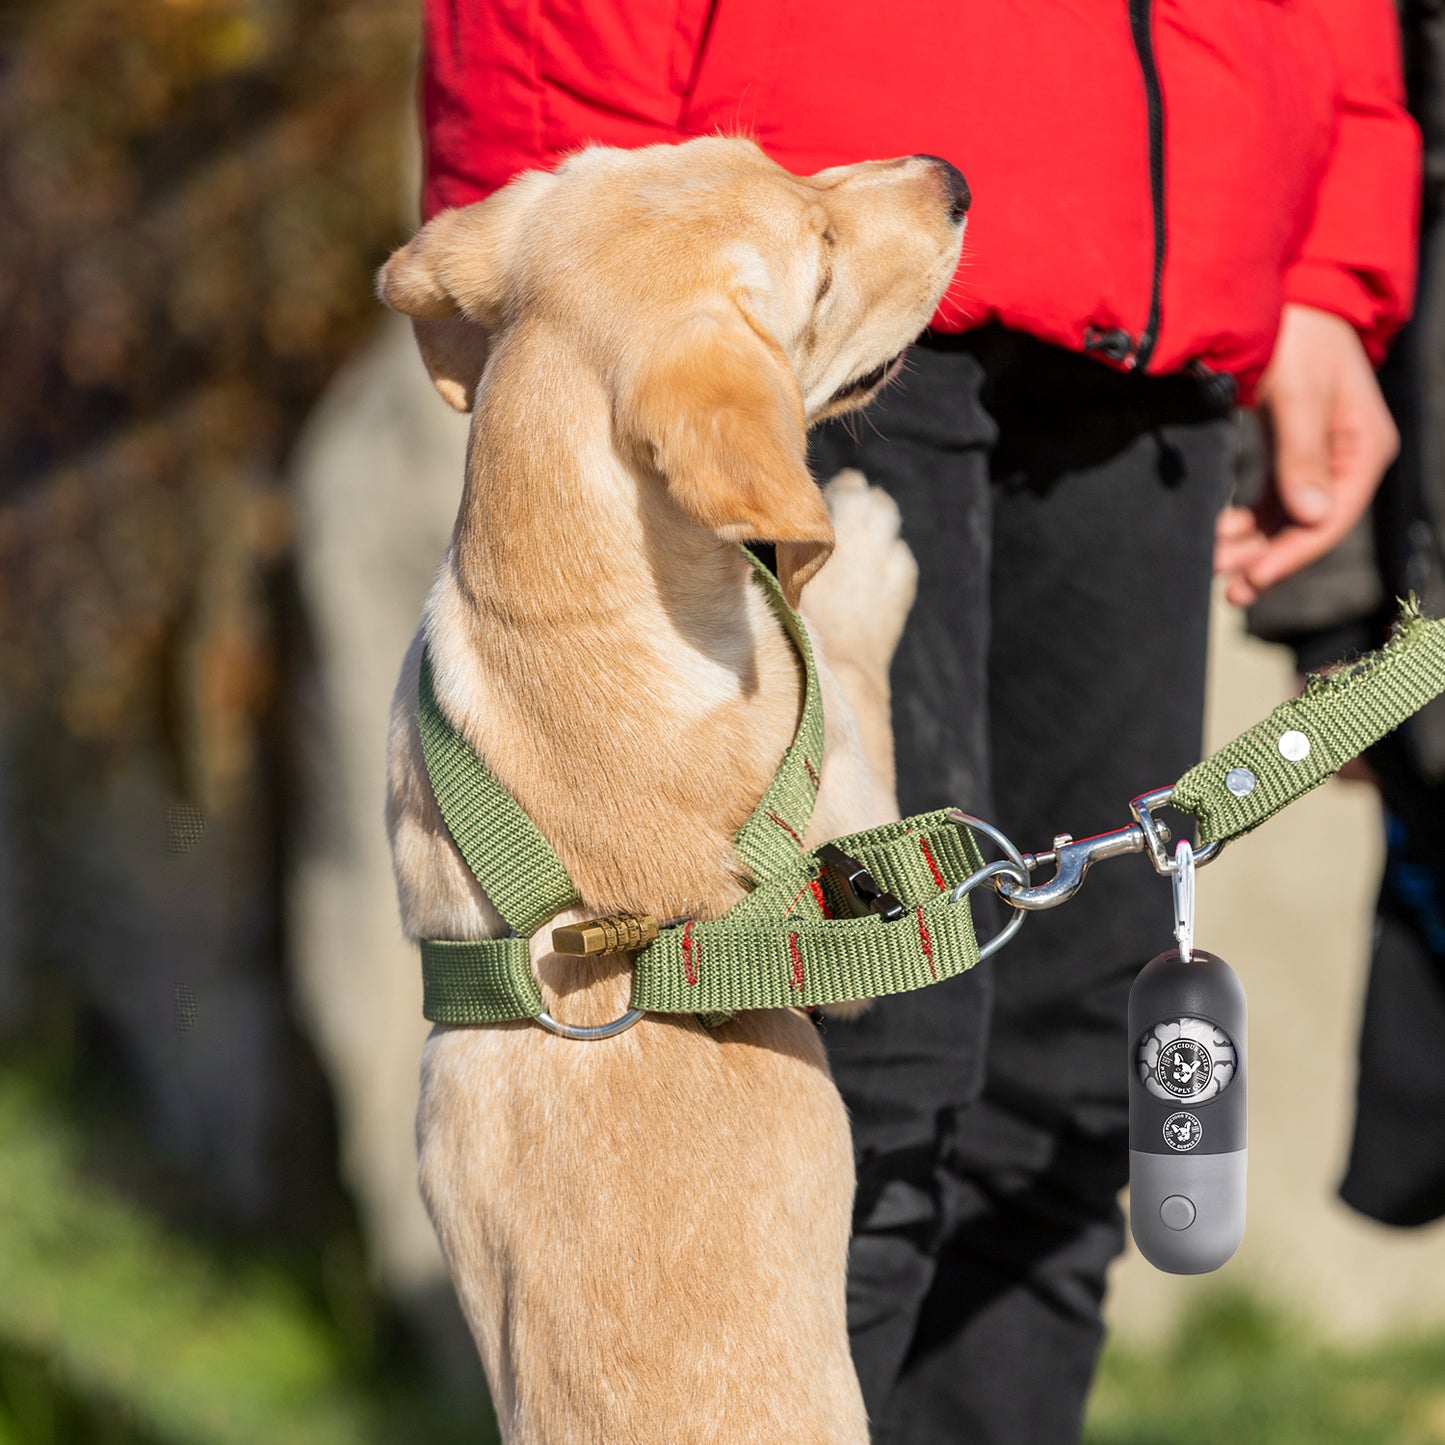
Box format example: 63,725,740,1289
417,562,1445,1029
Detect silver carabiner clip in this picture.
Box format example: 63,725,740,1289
1171,837,1195,963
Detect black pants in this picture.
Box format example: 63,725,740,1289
809,329,1232,1445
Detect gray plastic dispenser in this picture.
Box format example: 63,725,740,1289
1128,947,1246,1273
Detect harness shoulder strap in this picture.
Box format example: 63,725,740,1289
731,552,826,880
417,645,580,937
418,552,822,924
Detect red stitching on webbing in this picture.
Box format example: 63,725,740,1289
919,836,946,892
788,932,805,992
808,878,834,919
804,756,820,789
768,811,803,846
915,906,936,979
682,920,699,987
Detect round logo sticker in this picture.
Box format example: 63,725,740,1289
1156,1038,1213,1099
1163,1112,1203,1152
1136,1018,1238,1103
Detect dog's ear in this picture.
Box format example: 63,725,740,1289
621,311,833,606
376,171,555,412
402,316,490,413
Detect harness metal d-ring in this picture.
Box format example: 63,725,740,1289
533,915,694,1039
945,810,1032,961
534,1008,646,1041
531,916,673,1039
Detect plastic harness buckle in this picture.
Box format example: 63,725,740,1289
816,843,906,922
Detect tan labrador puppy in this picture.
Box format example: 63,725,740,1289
380,136,966,1443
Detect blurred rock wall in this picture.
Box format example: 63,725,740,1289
288,315,466,1309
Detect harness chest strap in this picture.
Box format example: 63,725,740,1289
416,584,1445,1027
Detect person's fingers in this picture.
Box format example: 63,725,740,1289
1214,505,1260,542
1214,506,1269,606
1224,573,1260,608
1243,385,1397,593
1240,517,1348,591
1214,534,1268,577
1267,378,1333,527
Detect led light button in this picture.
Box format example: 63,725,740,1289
1160,1195,1196,1230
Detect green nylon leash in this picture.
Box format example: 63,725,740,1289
1174,601,1445,844
416,583,1445,1029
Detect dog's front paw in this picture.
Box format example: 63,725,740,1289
801,470,918,670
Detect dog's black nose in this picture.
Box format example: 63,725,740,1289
914,154,971,222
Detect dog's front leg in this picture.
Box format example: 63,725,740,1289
798,470,918,816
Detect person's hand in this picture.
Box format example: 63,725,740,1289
1215,304,1398,607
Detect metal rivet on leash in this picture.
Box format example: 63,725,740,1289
1225,767,1256,797
1276,730,1310,762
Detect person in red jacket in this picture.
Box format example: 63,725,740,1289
418,4,1418,1440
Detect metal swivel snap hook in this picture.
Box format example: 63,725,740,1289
992,786,1225,913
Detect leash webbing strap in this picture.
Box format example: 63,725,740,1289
416,554,1445,1027
1173,603,1445,845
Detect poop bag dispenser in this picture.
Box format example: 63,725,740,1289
1128,837,1246,1275
1129,947,1246,1272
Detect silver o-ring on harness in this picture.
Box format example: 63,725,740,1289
534,1007,646,1040
945,810,1031,961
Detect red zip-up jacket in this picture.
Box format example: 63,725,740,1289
420,0,1419,394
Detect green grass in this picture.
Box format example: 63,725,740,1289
6,1060,1445,1444
1087,1291,1445,1445
0,1071,489,1445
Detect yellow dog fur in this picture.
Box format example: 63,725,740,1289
380,137,965,1443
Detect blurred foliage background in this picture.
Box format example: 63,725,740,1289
0,0,494,1437
0,0,409,801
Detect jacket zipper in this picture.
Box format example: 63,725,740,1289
1089,0,1167,370
1128,0,1166,371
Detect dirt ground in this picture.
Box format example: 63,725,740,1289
1105,586,1445,1341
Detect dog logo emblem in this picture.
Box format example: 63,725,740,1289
1163,1112,1203,1152
1156,1038,1213,1099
